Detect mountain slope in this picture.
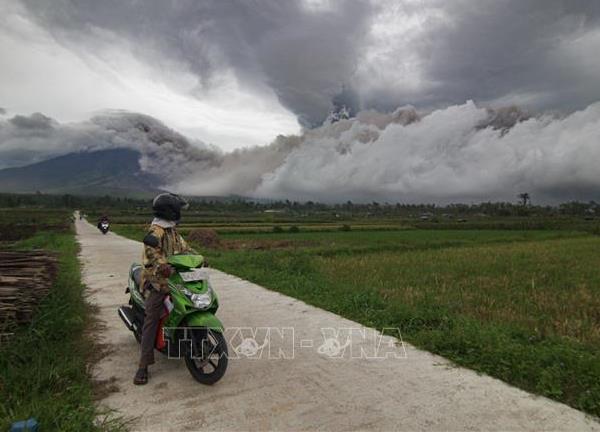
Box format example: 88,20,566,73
0,149,163,195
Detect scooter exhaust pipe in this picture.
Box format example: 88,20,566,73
118,306,134,331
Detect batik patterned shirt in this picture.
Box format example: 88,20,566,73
141,224,191,295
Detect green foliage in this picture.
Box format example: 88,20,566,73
94,194,600,417
204,230,600,417
0,224,124,430
0,192,147,210
288,225,300,233
272,225,284,233
339,224,351,231
2,191,599,222
0,208,72,242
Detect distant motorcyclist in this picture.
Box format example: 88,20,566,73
134,193,193,385
97,215,109,230
97,215,110,234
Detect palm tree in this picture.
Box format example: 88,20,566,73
518,193,530,206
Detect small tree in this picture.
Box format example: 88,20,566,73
518,193,530,206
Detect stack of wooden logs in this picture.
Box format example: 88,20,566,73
0,251,58,336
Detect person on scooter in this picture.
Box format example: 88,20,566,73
134,192,193,385
97,214,109,230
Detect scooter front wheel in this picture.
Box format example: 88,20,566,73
184,328,228,385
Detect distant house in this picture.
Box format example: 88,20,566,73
264,209,284,213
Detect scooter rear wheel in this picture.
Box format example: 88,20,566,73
184,328,228,385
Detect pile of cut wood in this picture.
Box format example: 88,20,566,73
0,251,58,337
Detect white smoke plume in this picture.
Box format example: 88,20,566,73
1,102,600,203
172,101,600,203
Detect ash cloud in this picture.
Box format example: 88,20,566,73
0,111,222,181
20,0,373,127
19,0,600,124
173,101,600,203
9,112,55,129
4,103,599,204
4,1,600,202
249,102,600,203
415,0,600,111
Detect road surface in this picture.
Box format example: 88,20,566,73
76,217,599,431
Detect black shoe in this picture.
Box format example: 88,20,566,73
133,367,148,385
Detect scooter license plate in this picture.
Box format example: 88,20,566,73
179,269,208,282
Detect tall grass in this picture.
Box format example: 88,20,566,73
208,234,600,417
0,230,124,431
112,221,600,415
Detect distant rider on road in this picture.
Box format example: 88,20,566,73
134,193,192,385
97,214,109,230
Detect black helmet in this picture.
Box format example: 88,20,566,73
152,193,189,222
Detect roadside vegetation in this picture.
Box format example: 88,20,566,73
3,192,600,418
205,231,600,416
112,220,600,417
0,209,123,431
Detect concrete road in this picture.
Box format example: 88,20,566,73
76,217,599,431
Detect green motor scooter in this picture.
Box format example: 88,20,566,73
118,254,228,384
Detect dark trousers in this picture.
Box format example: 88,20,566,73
139,289,166,368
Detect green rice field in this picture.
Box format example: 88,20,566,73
109,218,600,417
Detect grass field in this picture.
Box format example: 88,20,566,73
0,211,123,431
0,208,72,243
86,204,600,235
110,220,600,417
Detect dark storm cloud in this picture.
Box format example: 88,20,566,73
6,0,600,205
20,0,373,127
418,0,600,110
19,0,600,121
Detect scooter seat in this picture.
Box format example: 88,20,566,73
132,267,142,288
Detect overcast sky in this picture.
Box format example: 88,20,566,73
2,0,600,150
2,0,600,202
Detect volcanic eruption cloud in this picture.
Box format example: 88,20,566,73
2,0,600,203
2,102,600,204
88,103,600,203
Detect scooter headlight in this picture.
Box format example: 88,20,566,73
182,285,213,310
